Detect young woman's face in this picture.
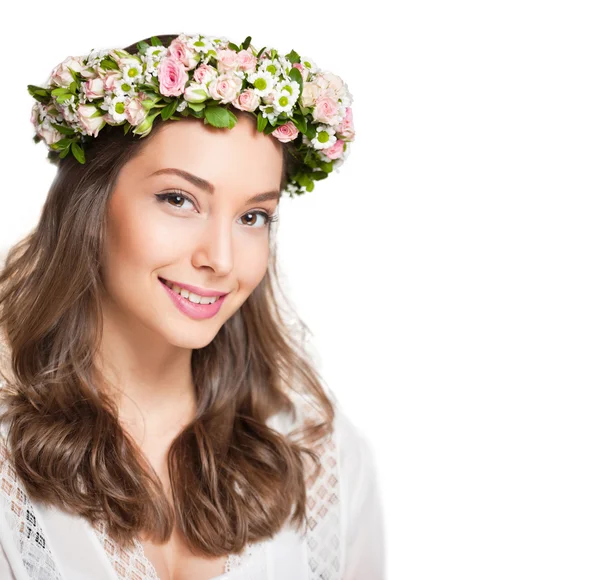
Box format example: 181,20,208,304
101,115,283,349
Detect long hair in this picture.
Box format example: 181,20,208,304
0,33,335,557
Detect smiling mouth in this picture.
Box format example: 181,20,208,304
158,277,226,305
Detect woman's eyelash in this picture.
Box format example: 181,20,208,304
155,190,279,227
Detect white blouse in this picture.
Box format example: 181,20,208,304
0,386,386,580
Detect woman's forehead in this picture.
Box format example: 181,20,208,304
126,118,284,195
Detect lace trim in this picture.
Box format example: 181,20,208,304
0,441,64,580
91,516,263,580
294,393,342,580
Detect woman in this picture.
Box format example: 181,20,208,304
0,32,385,579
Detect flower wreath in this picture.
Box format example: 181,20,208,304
27,33,355,198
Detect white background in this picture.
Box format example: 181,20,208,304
1,1,600,578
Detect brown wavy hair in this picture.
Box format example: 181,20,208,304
0,33,335,557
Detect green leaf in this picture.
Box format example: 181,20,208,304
27,85,50,98
242,36,252,50
305,123,317,140
312,170,328,181
321,161,334,173
289,66,303,95
263,123,277,135
137,84,160,94
204,105,238,129
228,42,240,51
59,147,71,159
150,36,163,46
69,81,78,94
50,137,74,150
71,141,85,164
100,57,119,71
67,67,79,83
188,108,206,119
186,101,206,112
136,41,150,54
161,99,179,121
51,87,71,97
297,173,313,189
50,123,76,136
256,113,268,133
257,46,266,59
55,94,73,105
30,94,49,104
292,114,307,134
286,50,301,64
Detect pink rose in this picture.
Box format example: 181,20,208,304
236,49,257,72
83,77,105,100
37,120,63,145
271,121,299,143
262,91,276,105
193,63,218,84
158,57,189,97
337,106,355,140
108,50,140,70
102,71,121,93
208,73,243,104
312,96,341,125
323,138,344,159
232,89,260,112
215,48,239,73
77,104,106,137
30,103,42,126
50,57,85,88
167,38,200,70
125,97,147,126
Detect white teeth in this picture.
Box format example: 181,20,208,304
164,280,218,305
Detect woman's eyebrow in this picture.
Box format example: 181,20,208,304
150,167,281,203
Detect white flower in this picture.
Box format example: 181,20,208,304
145,45,168,61
100,94,128,123
258,58,282,77
284,182,302,197
176,100,188,112
142,46,167,82
258,102,279,123
56,95,79,124
276,56,294,76
113,77,137,97
191,35,219,57
121,63,143,84
247,71,276,97
300,56,320,77
272,84,298,114
311,125,337,150
85,48,112,68
275,79,300,102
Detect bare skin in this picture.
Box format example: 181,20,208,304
96,114,283,580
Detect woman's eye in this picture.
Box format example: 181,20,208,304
156,191,195,211
238,211,275,228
